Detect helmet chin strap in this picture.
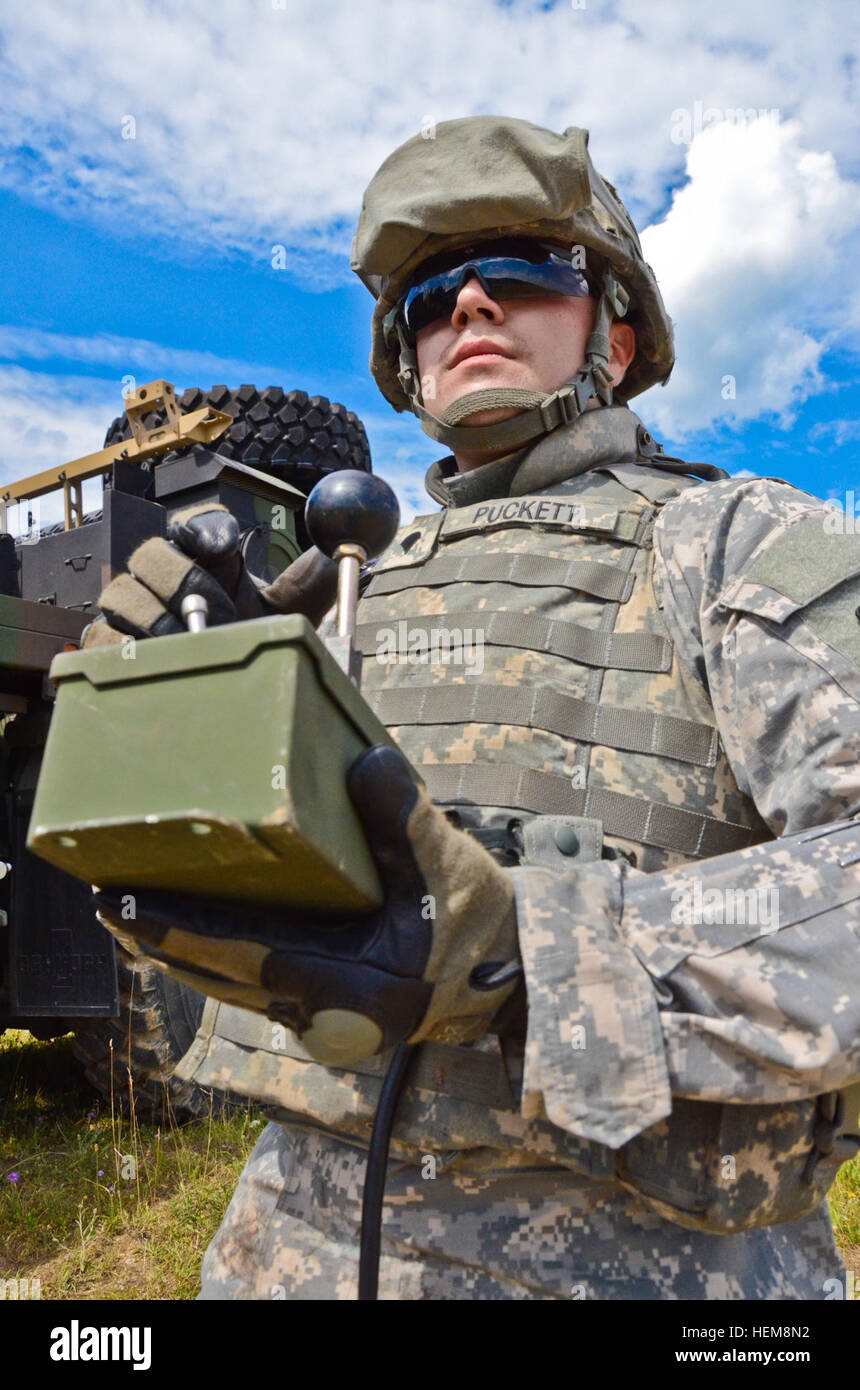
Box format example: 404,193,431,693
386,269,629,455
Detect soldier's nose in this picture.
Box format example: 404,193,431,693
452,276,503,328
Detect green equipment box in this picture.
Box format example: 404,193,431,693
28,615,399,912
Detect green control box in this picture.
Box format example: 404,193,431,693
28,614,400,911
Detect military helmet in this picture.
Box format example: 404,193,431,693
351,116,674,453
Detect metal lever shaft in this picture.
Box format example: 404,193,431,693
181,594,209,632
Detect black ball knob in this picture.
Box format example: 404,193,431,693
305,471,400,561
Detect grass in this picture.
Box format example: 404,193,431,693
1,1028,859,1299
0,1028,262,1299
828,1154,860,1295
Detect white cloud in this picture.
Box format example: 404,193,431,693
809,418,860,448
637,116,860,437
0,354,439,527
0,1,858,443
0,0,856,276
0,324,299,393
0,366,115,477
0,366,118,530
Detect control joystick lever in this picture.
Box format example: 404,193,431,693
305,471,400,686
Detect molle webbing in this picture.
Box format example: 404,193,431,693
356,612,672,672
365,553,634,603
367,685,719,768
420,764,760,858
362,467,765,863
206,1001,522,1111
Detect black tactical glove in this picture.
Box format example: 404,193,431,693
94,745,520,1066
86,502,337,646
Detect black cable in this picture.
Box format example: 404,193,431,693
357,1041,418,1301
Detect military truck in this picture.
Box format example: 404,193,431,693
0,381,371,1115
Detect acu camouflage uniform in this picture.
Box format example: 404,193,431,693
179,402,860,1300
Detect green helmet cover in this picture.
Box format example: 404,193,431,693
352,116,674,440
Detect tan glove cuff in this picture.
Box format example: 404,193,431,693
404,792,520,1044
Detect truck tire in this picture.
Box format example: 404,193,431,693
104,384,372,500
71,945,226,1120
39,389,371,546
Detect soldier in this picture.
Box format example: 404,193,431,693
92,117,860,1300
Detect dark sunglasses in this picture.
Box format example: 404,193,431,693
400,240,595,338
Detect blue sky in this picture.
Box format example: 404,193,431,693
0,0,857,526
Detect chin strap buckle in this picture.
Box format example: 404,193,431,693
539,387,577,432
589,358,616,403
543,365,611,428
385,308,422,400
581,268,630,406
603,268,630,319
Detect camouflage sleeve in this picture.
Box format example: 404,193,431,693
511,477,860,1148
653,476,860,831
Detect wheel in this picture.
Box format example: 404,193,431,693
36,387,371,542
71,944,227,1120
104,384,372,501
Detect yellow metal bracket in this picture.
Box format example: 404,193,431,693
1,381,233,531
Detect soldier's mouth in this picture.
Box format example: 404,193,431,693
448,339,515,369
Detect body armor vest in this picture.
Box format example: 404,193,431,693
357,455,769,871
176,414,857,1233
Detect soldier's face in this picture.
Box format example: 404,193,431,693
414,274,635,469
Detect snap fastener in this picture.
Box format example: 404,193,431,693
506,818,525,855
554,826,580,856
